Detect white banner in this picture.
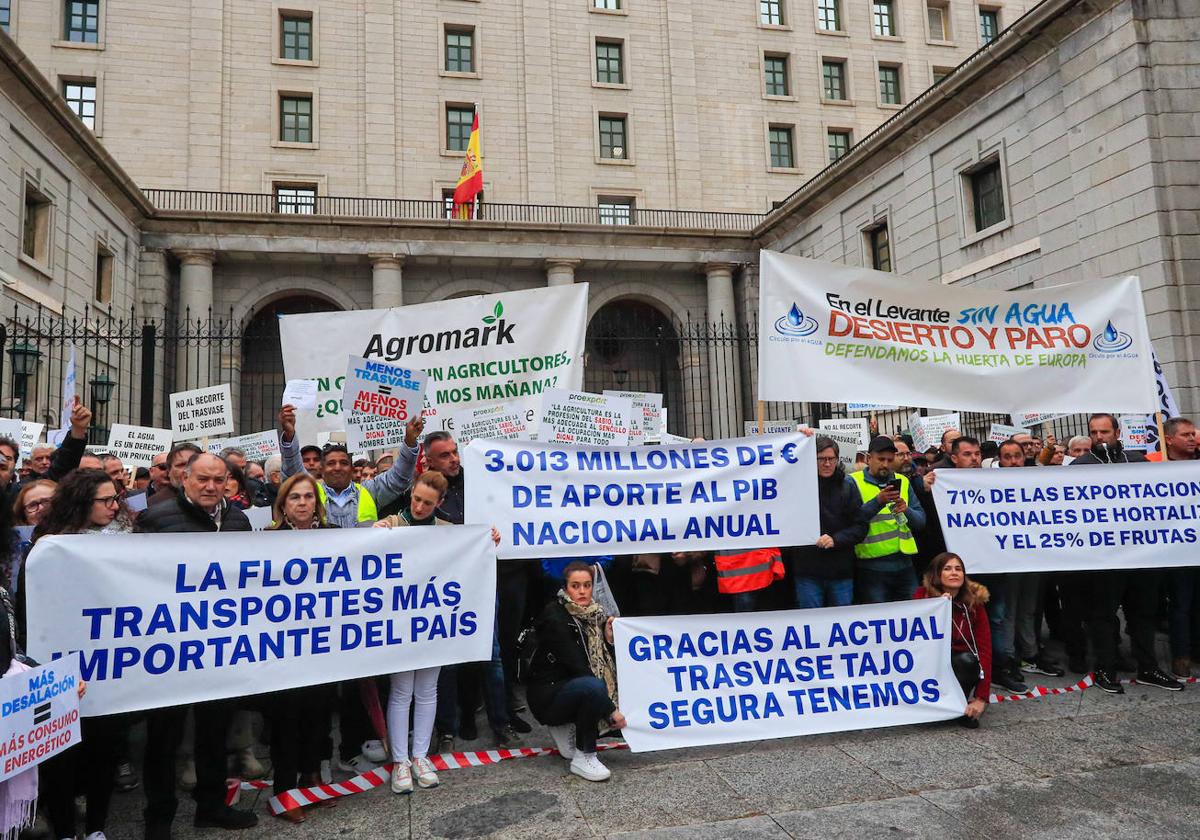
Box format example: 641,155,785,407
341,356,428,452
1145,351,1181,450
25,527,497,715
108,424,174,468
818,418,869,450
603,391,664,444
538,389,633,447
987,423,1030,444
614,599,963,752
170,384,234,440
758,251,1157,413
910,412,959,453
207,430,281,462
450,402,532,444
464,433,819,559
934,462,1200,572
743,421,795,436
279,285,588,439
0,660,81,781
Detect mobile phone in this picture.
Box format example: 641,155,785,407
887,478,902,493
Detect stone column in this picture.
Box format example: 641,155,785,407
370,255,405,309
705,262,743,439
174,249,216,391
545,259,579,286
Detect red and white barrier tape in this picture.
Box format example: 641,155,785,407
228,672,1200,812
226,741,629,812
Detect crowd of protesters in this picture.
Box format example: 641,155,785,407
0,400,1197,840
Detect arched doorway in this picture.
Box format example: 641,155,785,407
584,300,685,436
239,296,339,433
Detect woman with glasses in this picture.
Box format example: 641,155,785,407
9,480,55,600
29,469,133,840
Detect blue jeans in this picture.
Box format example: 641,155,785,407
731,590,765,613
978,574,1016,660
795,576,854,609
855,565,916,604
538,676,614,753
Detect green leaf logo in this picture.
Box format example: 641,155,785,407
482,300,504,324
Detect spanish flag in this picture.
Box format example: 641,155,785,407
453,108,483,219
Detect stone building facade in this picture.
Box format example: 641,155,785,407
3,0,1031,213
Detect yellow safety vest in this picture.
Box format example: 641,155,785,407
850,471,917,558
316,482,378,523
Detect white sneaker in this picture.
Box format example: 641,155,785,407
361,739,388,763
85,833,108,840
390,760,413,794
569,751,611,782
412,756,439,789
338,753,379,775
547,724,577,760
319,759,332,784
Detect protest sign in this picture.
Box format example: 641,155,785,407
0,660,81,782
934,462,1200,573
60,346,77,430
107,424,175,468
0,419,22,454
341,356,428,452
743,421,795,436
603,391,664,444
17,422,43,459
244,506,274,530
282,379,318,411
279,285,588,438
1119,414,1149,451
1011,412,1068,428
450,402,531,444
25,526,496,715
614,598,963,752
814,427,861,469
464,433,819,559
987,423,1030,444
170,384,233,440
539,389,634,447
758,250,1157,413
818,418,870,450
206,430,281,462
910,412,959,453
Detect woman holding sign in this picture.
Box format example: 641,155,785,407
264,473,336,823
30,470,132,840
528,562,626,782
914,552,992,728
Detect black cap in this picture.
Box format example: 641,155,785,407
867,435,898,454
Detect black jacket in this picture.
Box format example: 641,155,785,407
21,433,86,486
1071,444,1147,465
791,472,870,579
137,489,252,533
526,599,613,722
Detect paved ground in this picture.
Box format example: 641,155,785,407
95,658,1200,840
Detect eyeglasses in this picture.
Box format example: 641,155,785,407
816,456,839,463
93,495,121,507
23,499,50,513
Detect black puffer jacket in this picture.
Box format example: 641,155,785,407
1071,444,1147,465
791,471,870,579
137,489,252,533
526,599,615,723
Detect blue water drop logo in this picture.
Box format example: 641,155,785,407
774,302,819,337
1092,318,1133,353
787,303,804,327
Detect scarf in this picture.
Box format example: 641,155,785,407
400,508,437,526
557,590,618,710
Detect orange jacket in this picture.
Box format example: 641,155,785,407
714,548,784,594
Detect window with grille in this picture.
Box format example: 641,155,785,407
872,0,895,35
281,14,312,60
927,4,948,39
768,125,794,169
822,60,846,100
979,8,999,42
280,95,313,142
760,0,785,25
275,185,316,214
827,130,851,162
598,196,635,225
62,79,97,130
969,159,1006,231
445,27,474,73
594,0,622,8
764,55,789,96
817,0,841,30
599,115,627,159
447,106,474,152
879,65,901,104
64,0,99,42
596,41,624,84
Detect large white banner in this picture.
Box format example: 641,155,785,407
934,462,1200,573
464,433,820,559
615,599,964,752
25,527,497,715
758,251,1157,413
279,285,588,438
